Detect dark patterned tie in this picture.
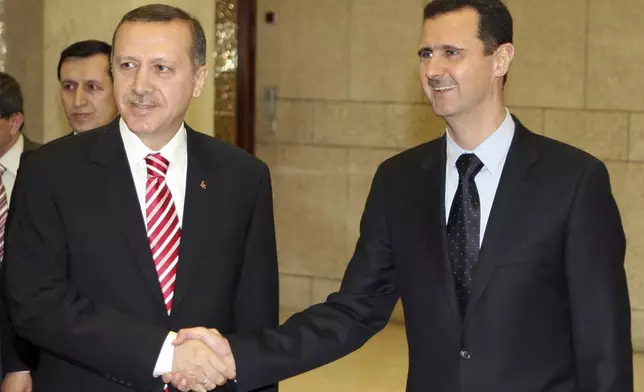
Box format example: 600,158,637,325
447,153,484,314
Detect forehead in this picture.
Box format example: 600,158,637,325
60,54,111,80
419,7,481,47
113,20,192,60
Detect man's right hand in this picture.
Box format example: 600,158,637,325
171,338,235,392
163,328,236,391
1,372,32,392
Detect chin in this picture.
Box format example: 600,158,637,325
72,123,91,133
429,101,459,118
122,117,153,134
429,107,449,118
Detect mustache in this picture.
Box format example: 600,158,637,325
124,93,159,106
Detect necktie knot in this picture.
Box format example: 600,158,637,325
455,153,483,181
145,153,169,179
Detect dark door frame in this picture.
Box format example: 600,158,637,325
235,0,256,154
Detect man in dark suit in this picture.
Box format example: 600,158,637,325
1,41,121,392
58,39,118,135
3,4,278,392
0,71,40,392
170,1,633,391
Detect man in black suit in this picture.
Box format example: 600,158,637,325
3,4,278,392
0,41,118,392
58,39,118,135
0,71,40,392
171,1,633,391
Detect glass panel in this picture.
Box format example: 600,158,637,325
0,0,7,71
214,0,237,144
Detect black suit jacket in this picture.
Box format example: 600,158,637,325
2,120,279,392
227,117,633,392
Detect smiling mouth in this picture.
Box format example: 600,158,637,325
432,85,456,92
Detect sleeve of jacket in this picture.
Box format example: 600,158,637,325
564,159,633,392
232,163,280,392
228,164,399,391
3,152,168,391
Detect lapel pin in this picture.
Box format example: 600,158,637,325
200,180,207,190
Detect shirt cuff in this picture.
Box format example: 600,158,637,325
153,331,177,377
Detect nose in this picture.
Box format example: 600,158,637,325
132,67,152,94
422,56,446,82
73,88,87,108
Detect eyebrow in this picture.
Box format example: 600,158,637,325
418,44,465,55
113,55,137,62
62,78,102,83
114,55,174,63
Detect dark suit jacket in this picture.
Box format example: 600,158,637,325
0,135,41,375
227,117,633,392
2,120,279,392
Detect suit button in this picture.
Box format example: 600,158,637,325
460,350,472,360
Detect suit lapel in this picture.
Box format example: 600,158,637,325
171,129,220,311
464,121,538,324
409,137,462,319
90,122,167,312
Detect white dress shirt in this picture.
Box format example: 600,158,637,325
119,118,186,377
0,134,24,205
445,109,515,246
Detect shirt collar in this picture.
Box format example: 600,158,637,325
445,108,515,178
119,118,187,170
0,134,24,175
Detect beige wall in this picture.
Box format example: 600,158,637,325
256,0,644,351
5,0,44,143
6,0,215,143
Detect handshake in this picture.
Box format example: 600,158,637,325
163,327,236,392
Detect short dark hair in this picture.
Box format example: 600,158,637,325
112,4,206,69
57,40,113,81
0,72,24,131
424,0,513,55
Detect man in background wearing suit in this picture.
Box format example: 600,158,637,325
58,40,118,135
172,0,633,391
0,40,117,392
0,72,40,392
4,4,278,392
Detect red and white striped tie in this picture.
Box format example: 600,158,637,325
145,153,180,315
0,164,7,261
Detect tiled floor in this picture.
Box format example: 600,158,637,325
279,319,644,391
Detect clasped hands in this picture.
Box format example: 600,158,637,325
163,328,236,392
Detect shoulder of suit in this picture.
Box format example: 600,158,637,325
22,124,108,168
376,136,444,174
525,128,602,169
